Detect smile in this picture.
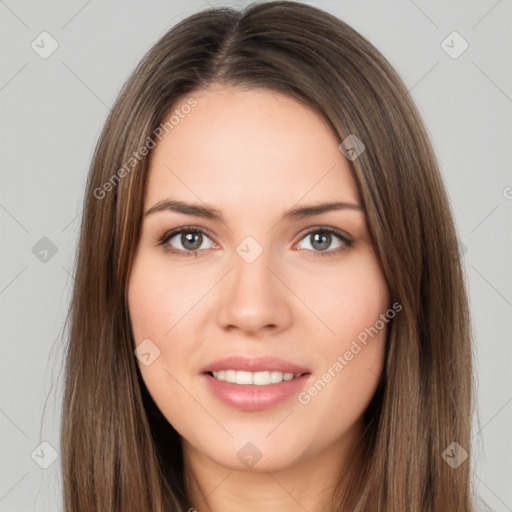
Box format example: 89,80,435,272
209,370,303,385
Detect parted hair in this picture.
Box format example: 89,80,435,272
61,2,474,511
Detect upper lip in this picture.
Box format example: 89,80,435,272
200,356,311,375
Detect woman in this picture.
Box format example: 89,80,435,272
61,2,474,511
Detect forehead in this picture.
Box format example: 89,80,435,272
145,85,360,214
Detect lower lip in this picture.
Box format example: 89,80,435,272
202,373,310,411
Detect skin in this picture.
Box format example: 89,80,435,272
127,84,390,512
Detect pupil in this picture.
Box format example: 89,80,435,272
182,232,202,250
312,232,330,251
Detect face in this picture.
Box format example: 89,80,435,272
128,84,390,473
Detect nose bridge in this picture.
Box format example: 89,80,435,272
216,236,292,333
233,243,273,294
230,238,277,308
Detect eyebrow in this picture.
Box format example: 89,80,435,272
144,199,363,223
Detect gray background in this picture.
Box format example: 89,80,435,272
1,0,511,510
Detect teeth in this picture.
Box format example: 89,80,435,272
253,371,270,385
270,371,283,383
210,370,300,385
236,371,253,385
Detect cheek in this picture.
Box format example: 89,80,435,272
297,321,387,446
296,252,389,426
128,258,200,438
128,254,204,343
128,258,166,342
303,250,390,344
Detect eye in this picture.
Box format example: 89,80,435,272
156,226,353,258
157,227,216,257
295,227,353,257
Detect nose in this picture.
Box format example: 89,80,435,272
216,247,293,336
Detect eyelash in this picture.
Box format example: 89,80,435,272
155,225,353,259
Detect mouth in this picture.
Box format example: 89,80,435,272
200,356,311,411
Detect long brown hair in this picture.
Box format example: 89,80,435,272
61,2,474,510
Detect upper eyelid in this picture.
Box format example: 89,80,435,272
163,225,218,243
